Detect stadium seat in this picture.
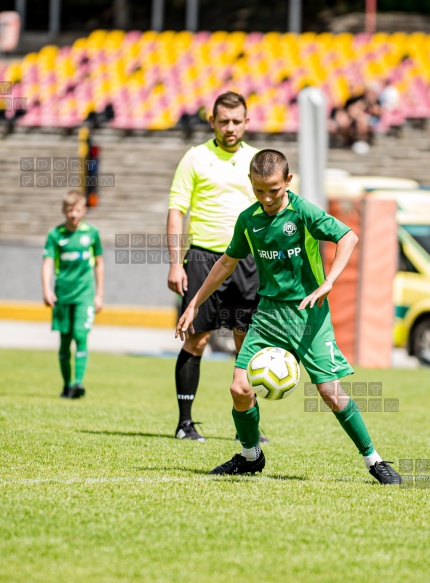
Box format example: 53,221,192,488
3,31,429,132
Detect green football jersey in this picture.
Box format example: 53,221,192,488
226,191,351,301
43,222,103,304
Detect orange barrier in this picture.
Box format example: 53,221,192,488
324,197,397,367
324,199,361,363
357,198,397,367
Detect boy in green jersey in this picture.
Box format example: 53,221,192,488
176,149,401,485
42,190,104,399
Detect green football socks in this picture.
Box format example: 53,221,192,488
74,335,88,385
59,333,72,387
232,400,260,449
333,397,375,456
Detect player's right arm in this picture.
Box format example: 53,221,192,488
42,231,57,307
42,257,57,307
167,208,187,296
175,254,240,340
167,149,195,297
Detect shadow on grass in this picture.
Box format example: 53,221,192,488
132,465,308,481
326,476,382,485
79,429,233,441
80,430,175,439
134,466,214,476
209,473,308,481
202,472,308,481
265,474,307,481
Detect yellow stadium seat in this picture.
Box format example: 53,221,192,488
5,62,22,83
72,38,87,51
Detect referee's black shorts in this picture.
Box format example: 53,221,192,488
180,245,259,334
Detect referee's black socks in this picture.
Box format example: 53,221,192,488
175,349,202,423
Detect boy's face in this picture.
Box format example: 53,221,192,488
63,200,86,230
210,105,249,152
249,169,293,216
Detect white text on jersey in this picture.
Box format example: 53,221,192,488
257,247,301,260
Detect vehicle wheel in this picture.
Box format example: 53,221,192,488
411,318,430,365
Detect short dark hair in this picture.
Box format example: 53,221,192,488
212,91,247,118
250,149,290,180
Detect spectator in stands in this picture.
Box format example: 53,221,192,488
177,105,209,139
346,84,381,144
329,83,382,151
84,103,115,129
0,81,27,136
328,103,356,147
379,79,400,112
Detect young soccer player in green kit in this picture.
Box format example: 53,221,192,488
176,149,402,485
42,190,104,399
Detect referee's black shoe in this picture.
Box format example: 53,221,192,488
175,420,206,442
210,450,265,475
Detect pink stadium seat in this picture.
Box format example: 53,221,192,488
17,104,41,127
125,31,142,43
6,31,430,132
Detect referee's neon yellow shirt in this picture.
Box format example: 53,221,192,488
168,139,259,253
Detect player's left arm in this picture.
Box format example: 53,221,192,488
94,254,104,313
299,230,358,310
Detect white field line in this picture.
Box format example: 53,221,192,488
0,477,206,485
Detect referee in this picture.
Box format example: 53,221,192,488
167,92,264,441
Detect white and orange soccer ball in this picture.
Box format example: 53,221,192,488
247,346,300,400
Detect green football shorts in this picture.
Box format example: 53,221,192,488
52,302,95,336
236,297,354,384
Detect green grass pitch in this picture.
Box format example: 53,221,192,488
1,348,430,583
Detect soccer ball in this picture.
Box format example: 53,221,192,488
247,346,300,400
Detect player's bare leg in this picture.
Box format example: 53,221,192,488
232,326,246,354
183,330,211,357
230,367,255,411
233,328,270,442
317,380,401,485
210,368,265,475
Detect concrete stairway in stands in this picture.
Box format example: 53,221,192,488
0,123,429,247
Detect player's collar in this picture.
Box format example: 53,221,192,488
62,222,86,233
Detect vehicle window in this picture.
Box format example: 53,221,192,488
398,243,419,273
402,225,430,255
